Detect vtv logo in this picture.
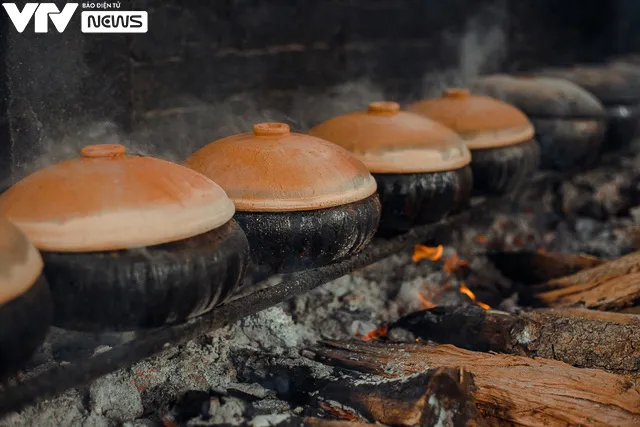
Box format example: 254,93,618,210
2,3,79,33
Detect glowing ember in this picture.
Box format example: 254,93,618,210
412,244,444,262
475,234,488,244
459,282,490,310
357,325,388,341
416,291,437,309
443,253,469,274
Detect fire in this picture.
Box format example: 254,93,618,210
412,244,444,262
357,324,388,341
443,253,469,274
459,282,490,310
475,234,488,244
416,291,437,309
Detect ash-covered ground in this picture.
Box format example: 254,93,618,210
2,144,640,426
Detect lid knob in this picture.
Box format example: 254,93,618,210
80,144,126,158
368,101,400,115
253,122,290,136
442,88,471,98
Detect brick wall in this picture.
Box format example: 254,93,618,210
0,0,636,185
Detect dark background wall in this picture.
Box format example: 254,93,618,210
0,0,637,186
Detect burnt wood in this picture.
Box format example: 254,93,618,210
309,368,485,426
311,340,640,426
391,305,640,374
239,352,485,427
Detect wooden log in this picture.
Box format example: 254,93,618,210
536,272,640,310
237,352,485,427
390,305,640,373
542,250,640,290
487,250,604,284
310,340,640,427
310,368,486,427
522,251,640,310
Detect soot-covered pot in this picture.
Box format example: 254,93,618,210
0,217,52,378
471,75,606,172
536,63,640,150
0,144,250,332
184,122,381,273
408,89,541,195
308,101,473,234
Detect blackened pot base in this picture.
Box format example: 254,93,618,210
234,194,381,274
603,104,640,151
471,139,541,196
374,165,473,236
42,220,250,332
531,118,606,172
0,275,52,379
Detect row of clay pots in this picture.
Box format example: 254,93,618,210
471,60,640,171
1,65,638,377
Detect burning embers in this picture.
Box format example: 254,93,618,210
358,244,491,342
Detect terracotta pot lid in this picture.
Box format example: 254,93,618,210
0,217,44,305
184,122,378,212
308,101,471,174
0,144,235,252
407,88,535,150
471,75,606,119
536,64,640,106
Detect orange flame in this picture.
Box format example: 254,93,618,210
357,325,388,341
412,244,444,263
475,234,488,244
416,291,437,309
443,253,469,274
459,282,490,310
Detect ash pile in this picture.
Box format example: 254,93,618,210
1,141,639,427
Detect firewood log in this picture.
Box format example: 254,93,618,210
390,305,640,374
309,340,640,427
309,368,486,427
235,353,484,426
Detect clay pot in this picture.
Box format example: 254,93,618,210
308,101,473,234
0,217,52,378
184,122,381,273
408,89,541,196
471,74,606,172
535,63,640,150
0,144,250,332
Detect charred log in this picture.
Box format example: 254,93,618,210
310,368,485,427
310,340,640,427
236,353,484,426
390,305,640,373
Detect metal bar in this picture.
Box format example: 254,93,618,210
0,197,493,416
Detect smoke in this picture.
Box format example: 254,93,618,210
290,79,386,130
3,4,508,185
421,6,508,98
